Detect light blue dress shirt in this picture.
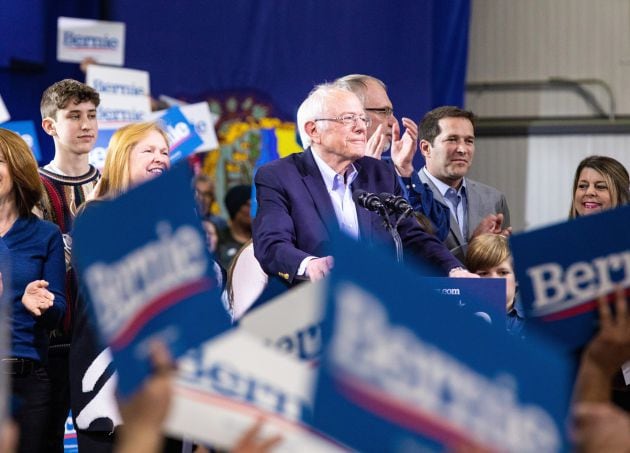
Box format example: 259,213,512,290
311,150,359,239
297,151,360,276
422,167,468,239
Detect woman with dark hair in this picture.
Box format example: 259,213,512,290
569,155,630,219
0,128,66,452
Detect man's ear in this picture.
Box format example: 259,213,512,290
42,117,56,136
419,139,431,158
305,120,320,144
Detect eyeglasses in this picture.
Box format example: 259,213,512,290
365,107,394,118
314,114,372,127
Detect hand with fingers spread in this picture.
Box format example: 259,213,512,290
21,280,55,316
306,256,334,282
233,418,283,453
391,117,418,177
365,124,387,159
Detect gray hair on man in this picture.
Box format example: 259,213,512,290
334,74,387,104
296,82,356,148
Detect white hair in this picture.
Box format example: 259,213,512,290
296,82,355,148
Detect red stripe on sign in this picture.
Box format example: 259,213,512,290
175,385,348,449
541,287,630,321
111,277,214,350
333,369,497,452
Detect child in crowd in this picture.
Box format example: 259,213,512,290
465,233,524,336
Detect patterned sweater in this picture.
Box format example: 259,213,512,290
35,165,100,349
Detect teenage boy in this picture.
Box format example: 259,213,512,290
38,79,101,451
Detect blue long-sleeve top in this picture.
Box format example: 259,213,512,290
2,216,66,363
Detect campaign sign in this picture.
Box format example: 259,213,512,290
1,120,42,161
312,233,571,452
89,128,115,170
96,92,152,130
153,103,219,152
422,277,506,327
238,277,505,364
0,94,9,123
510,205,630,350
158,94,188,107
166,329,344,452
179,102,219,152
239,280,326,363
86,64,150,96
72,162,230,397
57,17,125,66
156,107,203,163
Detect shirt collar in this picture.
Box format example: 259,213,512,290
422,167,467,197
311,150,358,190
512,294,525,318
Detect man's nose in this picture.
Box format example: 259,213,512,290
354,120,367,133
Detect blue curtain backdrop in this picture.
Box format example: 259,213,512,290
0,0,470,162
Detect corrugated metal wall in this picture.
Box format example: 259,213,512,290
465,0,630,231
467,0,630,117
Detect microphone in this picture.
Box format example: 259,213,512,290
352,190,384,212
354,189,403,262
378,193,413,214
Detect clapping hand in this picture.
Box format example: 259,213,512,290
391,117,418,178
21,280,55,316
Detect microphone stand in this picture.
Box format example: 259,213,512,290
394,207,414,229
377,205,404,263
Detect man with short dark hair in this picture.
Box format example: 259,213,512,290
217,184,252,269
418,106,511,261
253,84,475,283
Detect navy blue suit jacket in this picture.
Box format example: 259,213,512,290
253,148,462,283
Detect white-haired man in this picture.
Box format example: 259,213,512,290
253,83,475,283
